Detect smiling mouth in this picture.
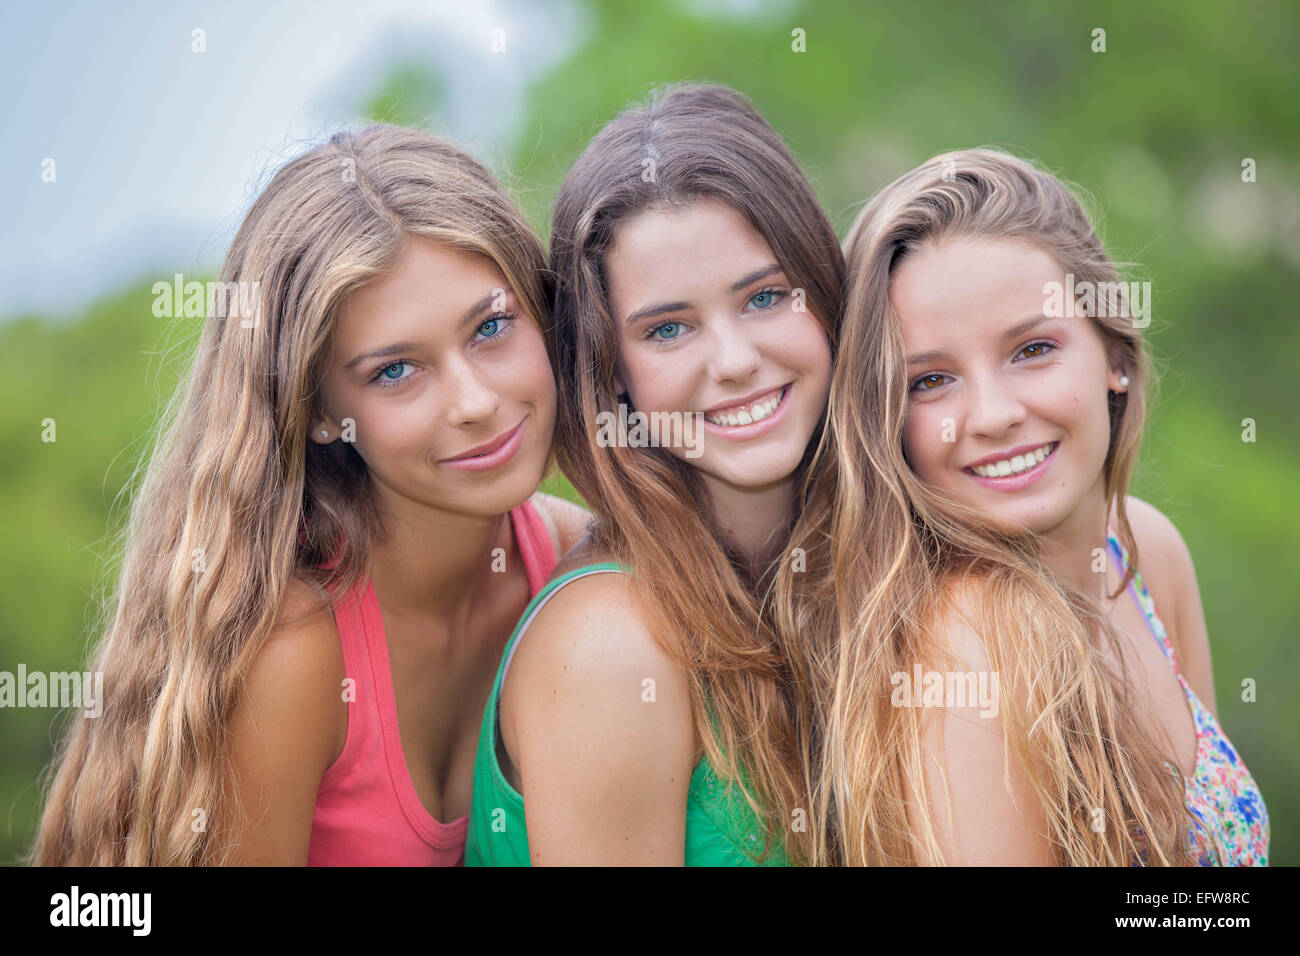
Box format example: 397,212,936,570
965,441,1058,478
702,385,789,427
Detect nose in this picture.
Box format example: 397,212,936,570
964,371,1027,439
442,355,501,425
705,314,762,384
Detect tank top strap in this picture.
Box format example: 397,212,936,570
317,576,379,792
1106,529,1184,679
509,498,562,595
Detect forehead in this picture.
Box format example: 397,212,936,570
605,198,775,300
334,237,508,344
890,236,1064,345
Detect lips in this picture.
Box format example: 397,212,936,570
699,383,793,442
702,384,790,426
963,441,1059,492
439,419,526,471
964,441,1057,476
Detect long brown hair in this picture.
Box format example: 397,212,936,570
548,83,844,864
32,124,550,865
792,147,1197,865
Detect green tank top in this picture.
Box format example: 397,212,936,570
466,563,789,866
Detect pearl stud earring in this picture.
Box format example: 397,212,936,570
1119,376,1130,388
321,430,328,439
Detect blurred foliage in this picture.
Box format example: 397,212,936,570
2,0,1295,864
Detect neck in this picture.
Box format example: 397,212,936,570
366,481,514,624
1036,477,1113,602
699,472,797,576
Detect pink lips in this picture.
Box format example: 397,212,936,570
964,441,1059,492
440,419,526,472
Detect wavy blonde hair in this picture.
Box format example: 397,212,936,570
548,83,844,865
31,124,550,865
783,148,1201,866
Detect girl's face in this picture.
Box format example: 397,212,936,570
313,237,555,520
893,236,1127,534
604,197,832,497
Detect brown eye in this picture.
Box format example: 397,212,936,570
910,373,950,393
1017,341,1056,360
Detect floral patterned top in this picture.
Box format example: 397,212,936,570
1109,532,1269,866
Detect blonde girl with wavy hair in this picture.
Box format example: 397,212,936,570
803,148,1269,866
465,83,843,866
32,124,588,866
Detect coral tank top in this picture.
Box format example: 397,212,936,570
307,498,560,866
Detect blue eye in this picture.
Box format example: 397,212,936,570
373,360,413,387
747,287,786,311
648,322,682,341
476,314,514,341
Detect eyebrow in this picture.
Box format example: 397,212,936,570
905,314,1051,366
344,289,511,370
622,263,784,325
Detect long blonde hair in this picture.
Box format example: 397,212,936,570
548,84,844,864
31,124,550,865
788,148,1199,865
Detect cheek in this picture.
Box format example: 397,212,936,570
498,326,557,403
1039,365,1110,439
619,348,696,411
902,406,949,480
772,313,831,377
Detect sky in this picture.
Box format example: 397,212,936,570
0,0,584,320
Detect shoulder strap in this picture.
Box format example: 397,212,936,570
499,563,628,683
1107,531,1181,672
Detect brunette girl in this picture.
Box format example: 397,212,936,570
466,84,843,865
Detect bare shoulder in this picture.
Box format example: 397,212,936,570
500,565,696,864
926,574,998,669
225,576,347,863
1118,496,1199,643
1120,495,1216,712
529,491,593,557
507,568,678,699
906,574,1055,865
252,577,346,704
1122,496,1197,595
234,575,346,763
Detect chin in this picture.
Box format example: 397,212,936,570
708,463,800,493
447,460,548,518
985,501,1069,535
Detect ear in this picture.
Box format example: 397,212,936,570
1106,361,1129,394
309,412,343,445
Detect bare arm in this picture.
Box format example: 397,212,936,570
224,581,346,865
500,572,696,865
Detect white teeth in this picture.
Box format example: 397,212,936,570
972,442,1055,478
704,387,784,426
